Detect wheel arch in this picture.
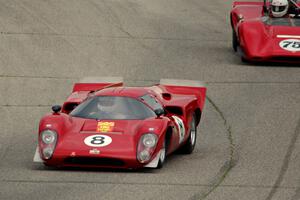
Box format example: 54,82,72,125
194,108,202,126
165,126,173,153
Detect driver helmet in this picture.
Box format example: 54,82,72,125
271,0,289,17
97,97,115,113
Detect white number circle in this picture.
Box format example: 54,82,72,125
172,116,185,144
279,39,300,52
84,135,112,147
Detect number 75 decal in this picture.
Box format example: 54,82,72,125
279,39,300,52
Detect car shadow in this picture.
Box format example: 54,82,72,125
243,60,300,67
31,152,187,173
32,164,154,173
224,47,300,67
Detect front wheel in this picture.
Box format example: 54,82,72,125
156,139,166,169
179,114,197,154
232,29,238,52
241,56,248,63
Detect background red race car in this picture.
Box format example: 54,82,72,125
33,77,206,169
230,0,300,62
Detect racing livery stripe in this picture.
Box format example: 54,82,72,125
277,35,300,38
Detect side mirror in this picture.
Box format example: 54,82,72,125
162,93,172,100
52,105,61,114
154,108,165,117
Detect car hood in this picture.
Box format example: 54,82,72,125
269,26,300,38
241,21,300,57
79,118,142,134
268,26,300,54
54,117,165,156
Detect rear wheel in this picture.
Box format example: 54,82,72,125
180,113,197,154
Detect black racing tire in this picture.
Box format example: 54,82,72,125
241,56,248,63
232,29,238,52
179,113,197,154
156,139,166,169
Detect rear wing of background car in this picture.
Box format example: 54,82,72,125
233,0,299,10
232,1,264,7
62,77,123,114
159,79,206,111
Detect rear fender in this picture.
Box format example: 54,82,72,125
159,79,206,111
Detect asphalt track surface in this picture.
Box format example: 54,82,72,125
0,0,299,200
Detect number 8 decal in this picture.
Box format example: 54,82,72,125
91,136,105,145
84,135,112,147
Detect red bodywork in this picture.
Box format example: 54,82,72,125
36,79,206,169
231,1,300,62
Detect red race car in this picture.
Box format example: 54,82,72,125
33,77,206,169
231,0,300,62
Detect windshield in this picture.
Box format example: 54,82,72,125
70,96,156,120
263,17,300,26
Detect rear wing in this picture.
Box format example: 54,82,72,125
72,77,123,92
159,79,206,110
62,77,123,114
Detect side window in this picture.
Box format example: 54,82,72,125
140,94,163,110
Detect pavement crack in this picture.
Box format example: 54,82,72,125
1,105,51,108
0,75,299,85
14,0,107,72
1,178,300,189
0,74,76,80
265,118,300,200
0,108,13,168
0,31,226,42
291,185,300,200
189,96,236,200
88,0,134,39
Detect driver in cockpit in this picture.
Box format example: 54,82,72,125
270,0,290,17
269,0,300,18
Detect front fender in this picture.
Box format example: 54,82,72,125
231,3,264,28
239,21,270,58
137,117,170,148
39,113,73,139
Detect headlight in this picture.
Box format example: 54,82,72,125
43,147,54,160
40,129,57,160
137,133,158,163
41,130,57,144
137,150,151,162
142,134,157,148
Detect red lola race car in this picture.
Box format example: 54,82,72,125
231,0,300,62
33,77,206,169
